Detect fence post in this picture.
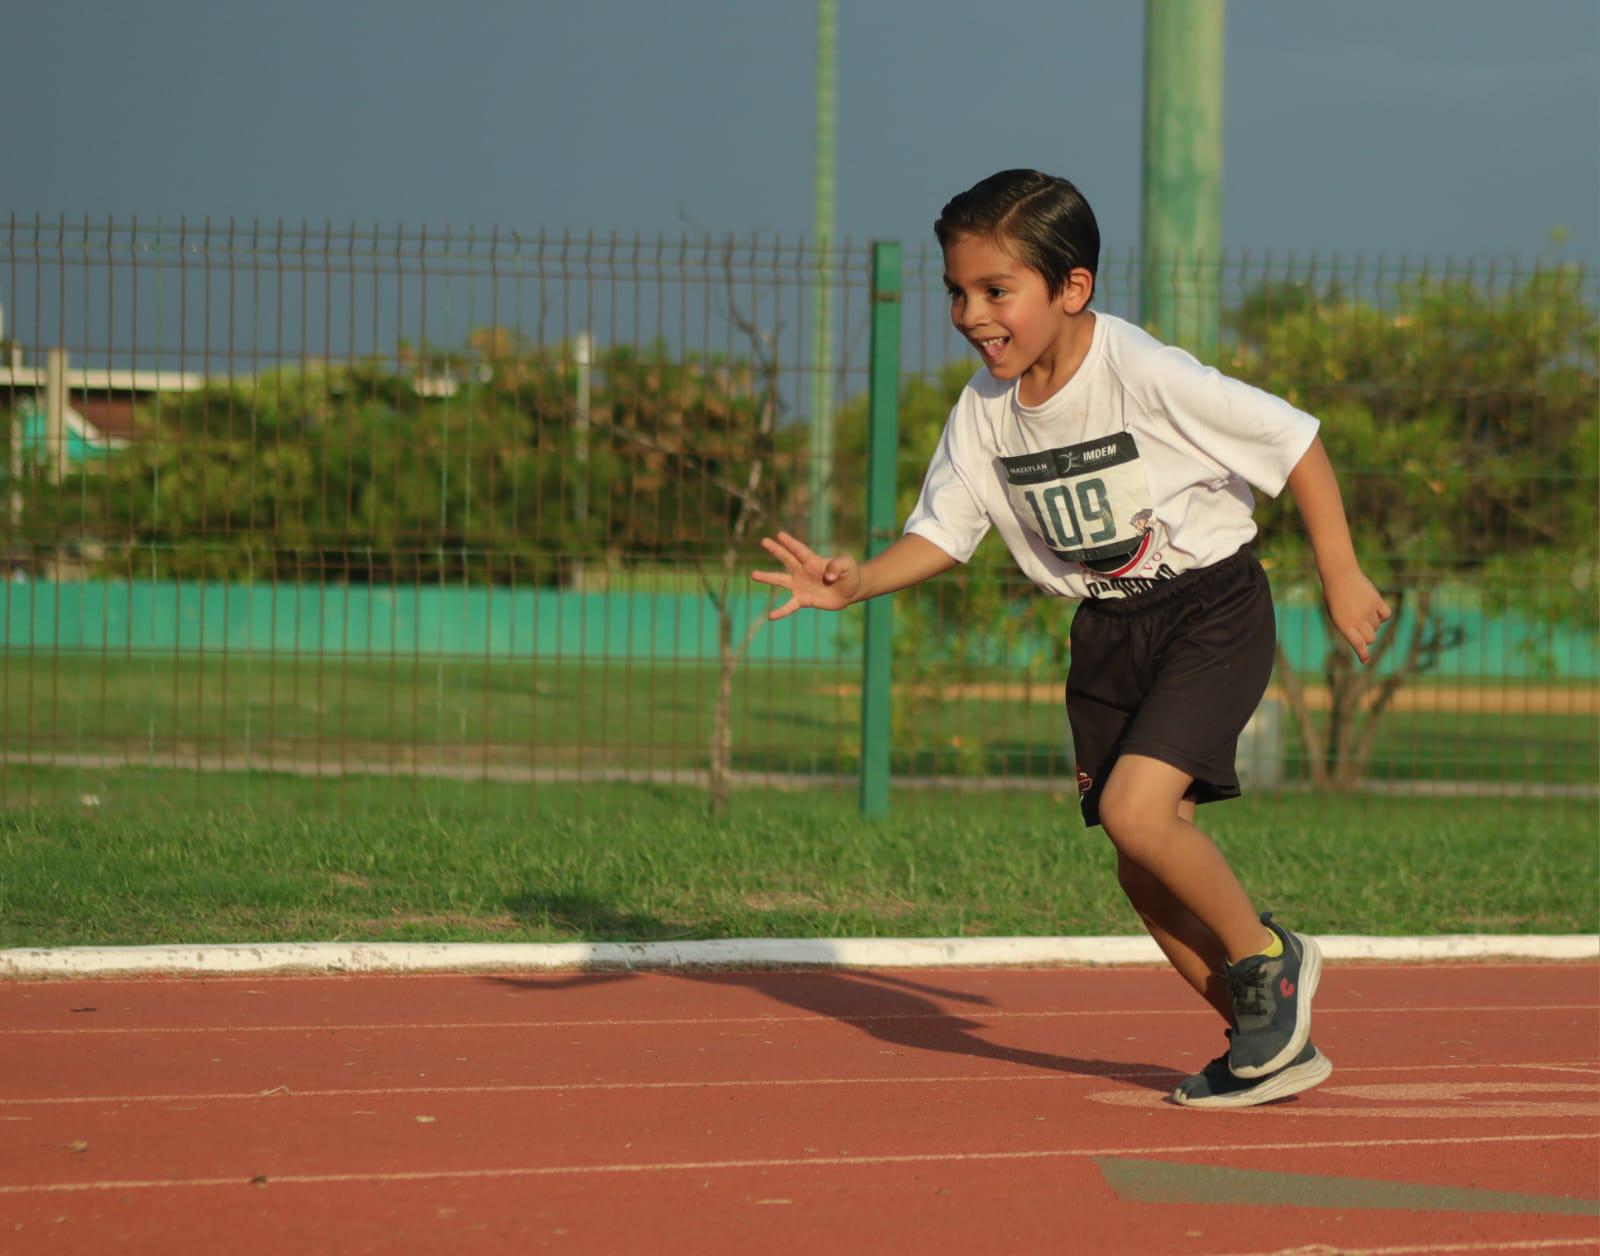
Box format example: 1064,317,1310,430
46,347,69,485
860,241,901,818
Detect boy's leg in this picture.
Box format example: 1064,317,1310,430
1115,825,1234,1024
1118,815,1334,1107
1098,753,1272,963
1100,753,1322,1080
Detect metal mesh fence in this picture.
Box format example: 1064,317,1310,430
1,216,1594,812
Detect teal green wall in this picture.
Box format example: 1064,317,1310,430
1,580,1595,678
1,580,844,664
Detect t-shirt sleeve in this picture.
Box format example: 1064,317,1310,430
902,407,992,563
1137,343,1319,498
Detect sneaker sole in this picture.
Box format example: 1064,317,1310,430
1231,932,1323,1079
1173,1047,1333,1109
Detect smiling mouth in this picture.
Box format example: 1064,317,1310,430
975,335,1009,364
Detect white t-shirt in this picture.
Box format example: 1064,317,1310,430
904,312,1320,600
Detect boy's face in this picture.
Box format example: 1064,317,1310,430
943,233,1077,384
940,232,1068,382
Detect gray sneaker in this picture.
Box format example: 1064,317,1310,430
1173,1035,1332,1109
1225,912,1322,1079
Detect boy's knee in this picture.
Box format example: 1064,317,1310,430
1098,758,1191,856
1098,783,1155,848
1100,790,1185,868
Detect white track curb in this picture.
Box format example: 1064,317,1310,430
1,934,1596,978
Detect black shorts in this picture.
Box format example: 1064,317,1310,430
1066,546,1276,828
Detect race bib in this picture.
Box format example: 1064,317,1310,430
1000,433,1156,571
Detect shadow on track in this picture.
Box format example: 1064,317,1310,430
497,890,1179,1089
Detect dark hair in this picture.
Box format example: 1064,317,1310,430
934,169,1100,300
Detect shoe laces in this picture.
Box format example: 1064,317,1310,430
1226,959,1271,1019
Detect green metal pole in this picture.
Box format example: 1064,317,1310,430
808,0,837,552
1140,0,1224,357
860,241,901,819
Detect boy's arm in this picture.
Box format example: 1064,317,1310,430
753,532,958,621
1286,437,1393,663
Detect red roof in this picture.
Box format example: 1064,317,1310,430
71,396,139,440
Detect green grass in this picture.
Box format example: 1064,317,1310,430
1,768,1594,948
4,653,1595,783
0,652,859,773
1279,709,1599,786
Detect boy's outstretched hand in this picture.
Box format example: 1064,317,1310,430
1324,567,1393,664
752,531,861,621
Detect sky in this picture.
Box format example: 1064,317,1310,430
5,0,1597,270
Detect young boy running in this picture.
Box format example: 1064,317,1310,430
753,169,1391,1108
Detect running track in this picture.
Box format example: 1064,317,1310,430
3,962,1597,1254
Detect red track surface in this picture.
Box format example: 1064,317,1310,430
3,962,1597,1254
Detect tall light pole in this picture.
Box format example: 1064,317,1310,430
807,0,837,551
1140,0,1225,357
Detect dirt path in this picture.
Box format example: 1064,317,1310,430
829,682,1600,714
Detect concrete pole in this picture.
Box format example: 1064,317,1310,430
807,0,837,552
1140,0,1225,357
46,347,68,485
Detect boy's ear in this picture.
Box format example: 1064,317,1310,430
1060,267,1095,315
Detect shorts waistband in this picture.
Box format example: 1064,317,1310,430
1078,546,1254,618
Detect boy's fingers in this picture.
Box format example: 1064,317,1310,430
766,596,800,622
777,531,818,563
761,536,800,572
750,569,790,589
1347,626,1371,663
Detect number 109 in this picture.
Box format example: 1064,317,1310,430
1023,478,1115,550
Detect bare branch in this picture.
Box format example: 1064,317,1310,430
702,265,791,816
1273,641,1329,787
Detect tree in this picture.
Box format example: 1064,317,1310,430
39,329,800,592
36,352,599,586
469,307,803,814
1228,270,1598,786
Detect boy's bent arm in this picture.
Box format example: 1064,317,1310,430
1286,437,1393,663
1287,438,1361,576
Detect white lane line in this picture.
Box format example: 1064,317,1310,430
4,935,1594,978
2,1060,1596,1108
1,1131,1594,1195
1213,1238,1600,1256
5,959,1593,988
1513,1064,1600,1076
1,1003,1595,1036
0,1072,1165,1105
